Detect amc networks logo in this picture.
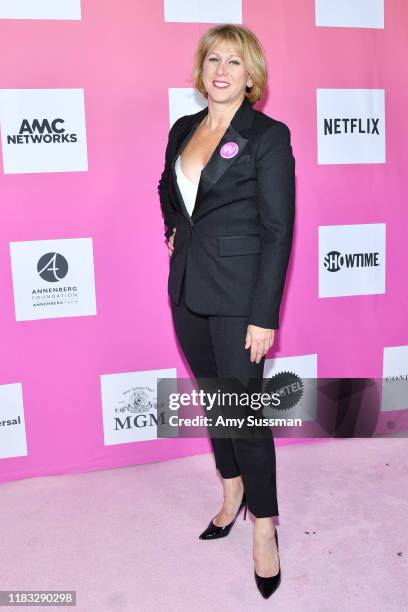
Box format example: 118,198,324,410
0,88,87,174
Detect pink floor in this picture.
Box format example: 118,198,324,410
0,438,407,611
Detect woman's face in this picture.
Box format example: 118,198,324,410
201,40,253,105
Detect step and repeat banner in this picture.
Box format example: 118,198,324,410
0,1,407,483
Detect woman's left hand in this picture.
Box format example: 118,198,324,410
245,325,275,363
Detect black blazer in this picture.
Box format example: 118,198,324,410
157,96,295,329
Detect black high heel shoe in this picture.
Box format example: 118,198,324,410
198,492,247,540
254,528,281,598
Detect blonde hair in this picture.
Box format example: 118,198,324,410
192,24,267,105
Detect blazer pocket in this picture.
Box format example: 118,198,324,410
234,153,252,166
218,234,261,256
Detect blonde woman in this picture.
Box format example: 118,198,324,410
158,24,295,598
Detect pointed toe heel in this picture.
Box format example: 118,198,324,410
199,492,247,540
254,529,281,598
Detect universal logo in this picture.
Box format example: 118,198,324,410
323,118,380,135
0,415,21,429
7,118,78,145
324,250,380,272
115,386,164,430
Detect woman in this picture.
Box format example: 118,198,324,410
158,24,295,598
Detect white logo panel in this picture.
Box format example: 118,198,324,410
317,89,385,164
164,0,242,23
315,0,384,29
100,369,177,445
264,354,318,422
319,224,386,298
381,346,408,413
0,0,81,20
0,383,27,459
168,88,207,128
0,0,81,19
10,237,97,321
0,89,88,174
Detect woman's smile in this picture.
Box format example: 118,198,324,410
213,80,230,88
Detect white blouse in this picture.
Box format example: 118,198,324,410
175,154,199,217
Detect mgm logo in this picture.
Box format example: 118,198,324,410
114,386,165,430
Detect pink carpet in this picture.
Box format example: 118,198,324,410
0,438,406,611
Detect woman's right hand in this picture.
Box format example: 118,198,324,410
167,227,176,256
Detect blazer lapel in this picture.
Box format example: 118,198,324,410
170,119,203,225
193,125,248,219
170,97,254,223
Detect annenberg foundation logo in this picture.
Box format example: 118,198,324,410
0,89,88,174
7,118,78,145
319,223,386,298
9,237,96,321
37,252,69,282
323,250,380,272
317,89,385,164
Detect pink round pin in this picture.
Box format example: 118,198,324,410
220,141,239,159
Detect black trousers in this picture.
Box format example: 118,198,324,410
170,274,279,518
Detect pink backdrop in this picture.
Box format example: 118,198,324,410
1,1,407,483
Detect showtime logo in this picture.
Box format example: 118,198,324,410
0,89,88,174
319,223,386,297
323,251,380,272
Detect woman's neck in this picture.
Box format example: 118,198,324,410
201,95,245,132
